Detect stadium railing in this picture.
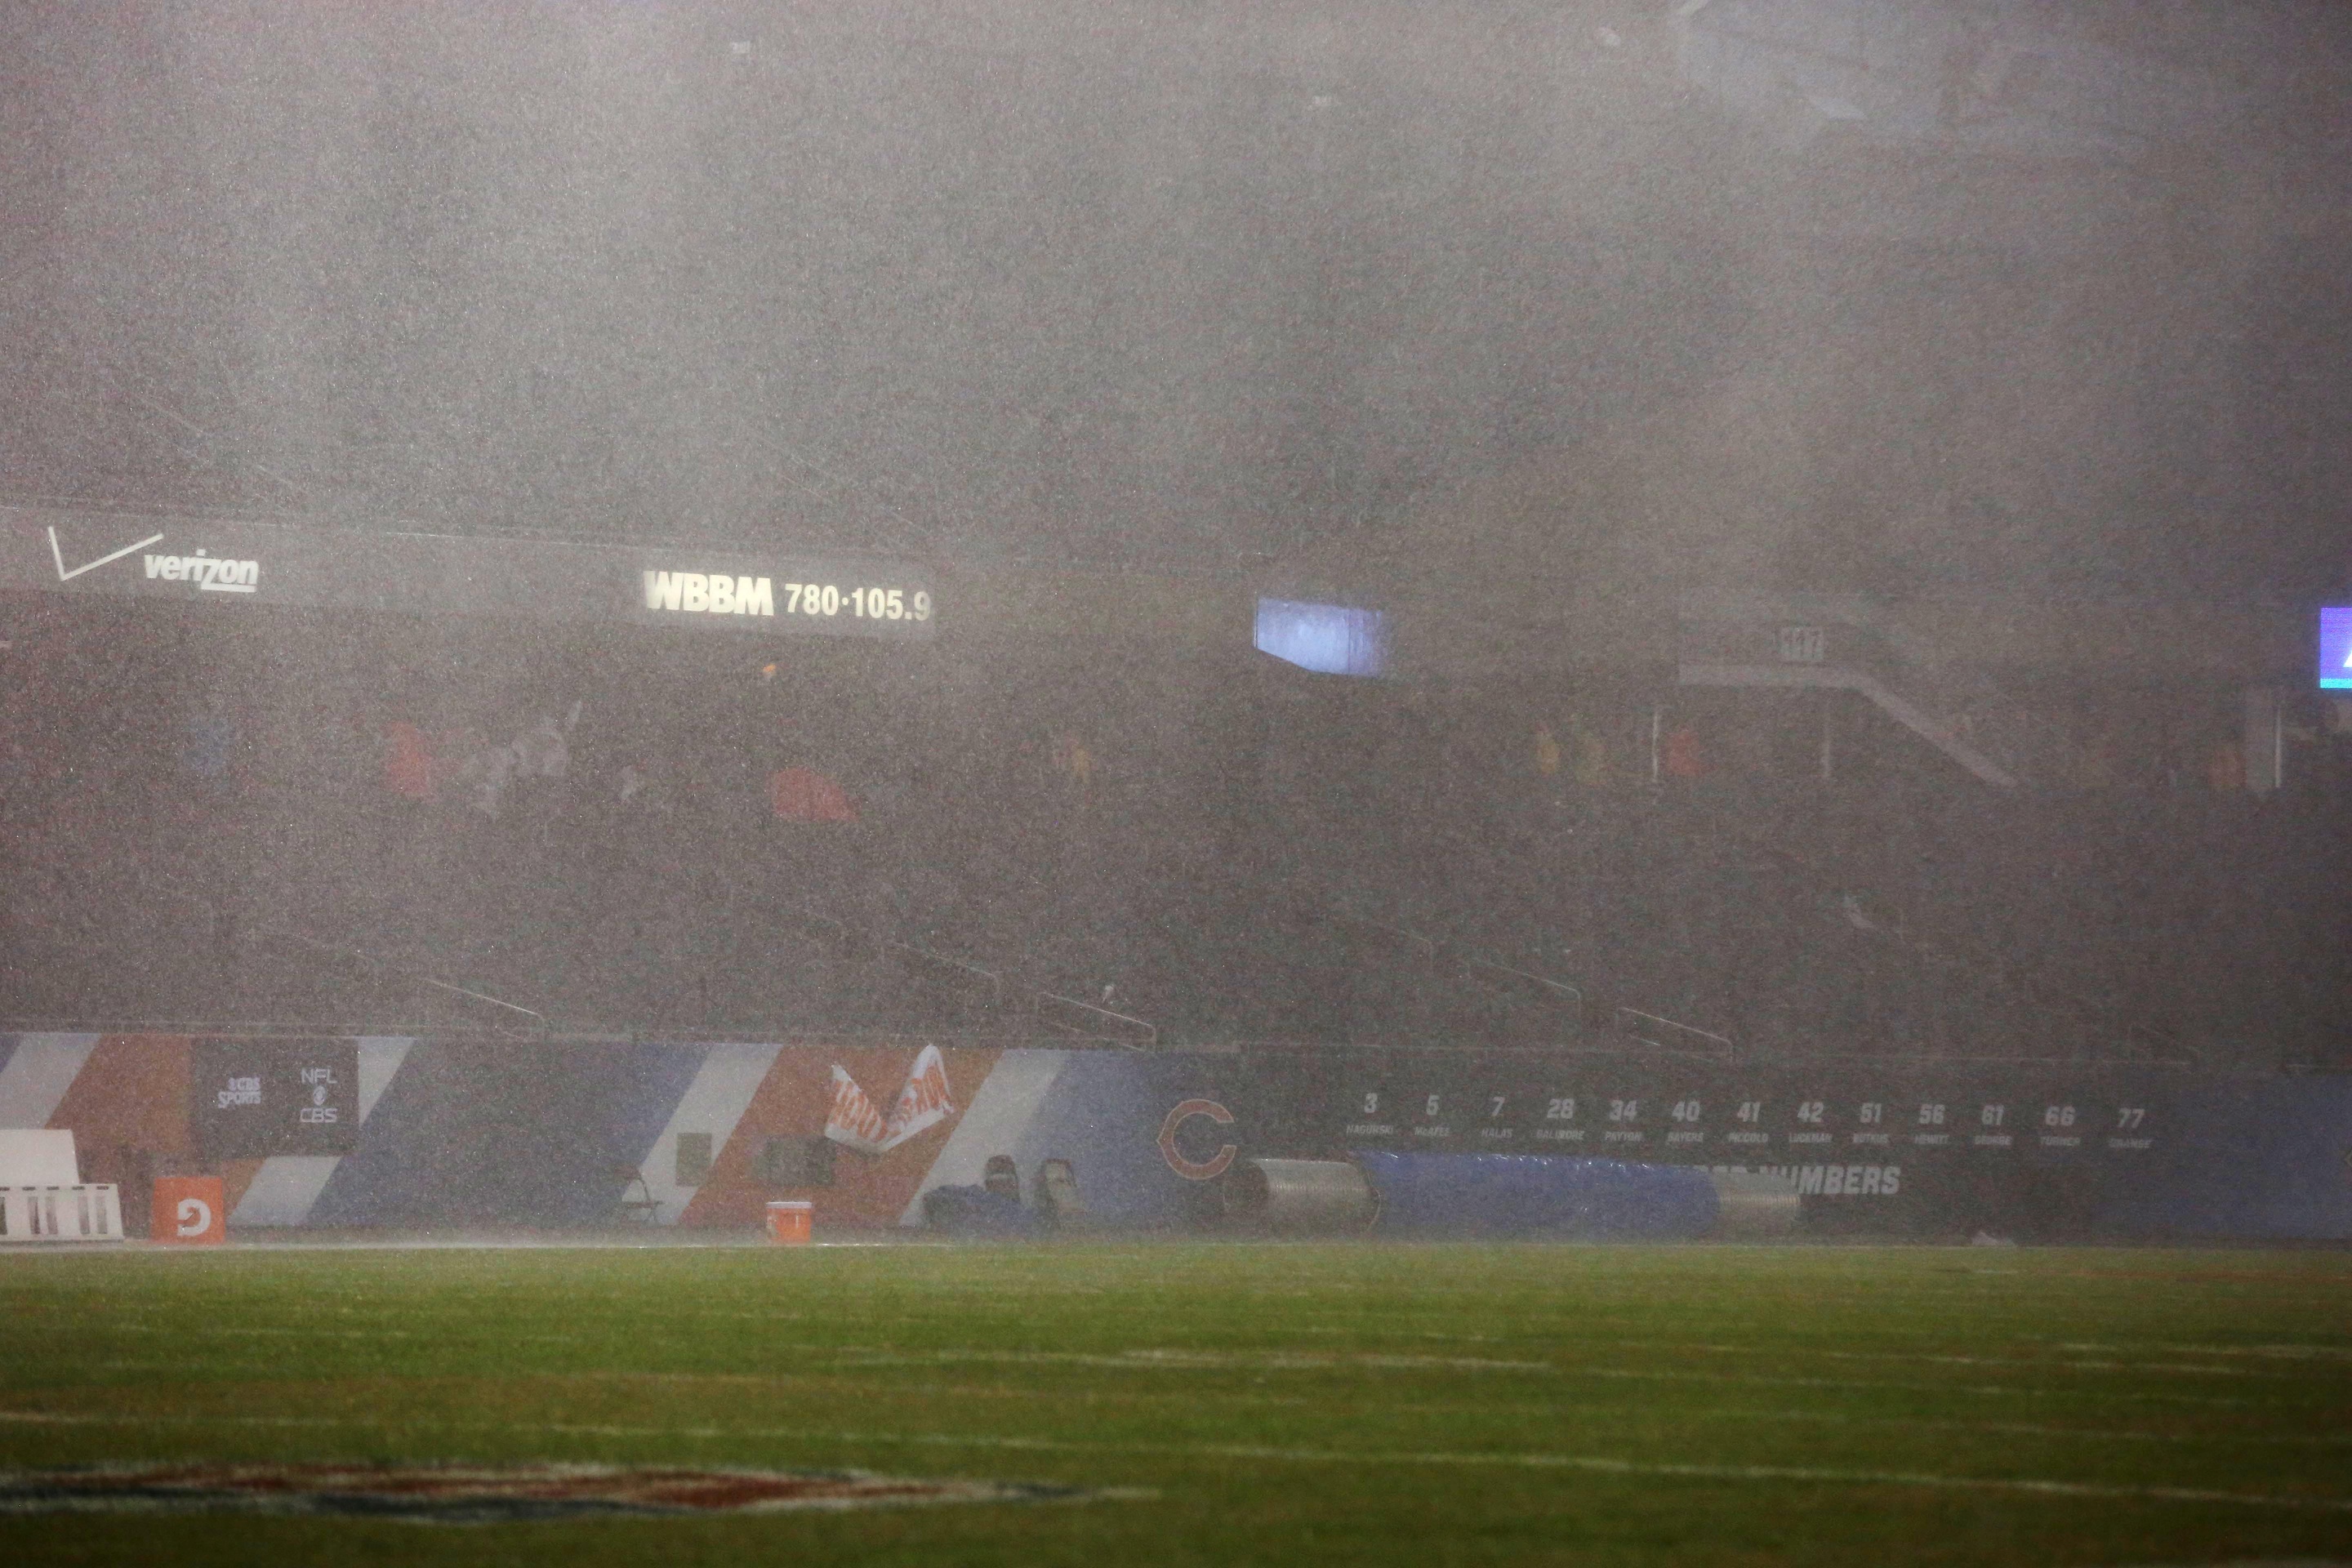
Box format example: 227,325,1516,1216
1610,1006,1736,1061
1034,990,1159,1050
791,900,1166,1047
1321,899,1592,1039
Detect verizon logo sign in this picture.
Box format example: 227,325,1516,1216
145,550,258,593
643,570,773,617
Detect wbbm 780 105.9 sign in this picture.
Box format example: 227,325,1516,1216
189,1040,360,1160
636,564,934,638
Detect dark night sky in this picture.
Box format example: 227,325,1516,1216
1,0,2346,598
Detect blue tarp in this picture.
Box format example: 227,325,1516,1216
1353,1152,1720,1240
920,1184,1047,1238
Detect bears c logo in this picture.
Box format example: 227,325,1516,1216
1157,1099,1236,1181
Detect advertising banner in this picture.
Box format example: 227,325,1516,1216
0,507,935,643
16,1031,2348,1241
151,1175,225,1245
189,1039,361,1160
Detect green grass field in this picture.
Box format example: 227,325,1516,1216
4,1241,2350,1566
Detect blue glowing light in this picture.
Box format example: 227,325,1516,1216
1254,598,1388,678
2321,607,2352,691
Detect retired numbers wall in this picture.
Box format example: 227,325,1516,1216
3,1036,2342,1239
1269,1050,2189,1236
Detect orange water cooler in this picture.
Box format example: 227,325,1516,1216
764,1199,813,1245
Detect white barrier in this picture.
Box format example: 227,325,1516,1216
0,1185,124,1243
0,1129,80,1186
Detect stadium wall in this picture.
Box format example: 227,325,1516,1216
0,1034,2345,1241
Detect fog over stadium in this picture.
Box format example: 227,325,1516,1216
1,5,2349,1566
7,2,2348,588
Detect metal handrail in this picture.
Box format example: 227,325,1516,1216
1457,956,1584,1011
412,974,550,1035
1612,1006,1735,1060
142,876,549,1038
1327,903,1442,959
1694,813,2202,1067
1034,991,1159,1050
798,902,1164,1045
243,926,548,1038
1329,902,1585,1026
885,940,1007,1014
2120,1021,2201,1067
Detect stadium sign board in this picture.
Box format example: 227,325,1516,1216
9,1034,2352,1238
189,1038,360,1160
0,507,936,642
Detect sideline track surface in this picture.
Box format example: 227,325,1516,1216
2,1243,2348,1566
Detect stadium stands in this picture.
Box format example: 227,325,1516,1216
1,581,2345,1071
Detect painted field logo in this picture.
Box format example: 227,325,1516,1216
825,1045,954,1155
0,1463,1098,1523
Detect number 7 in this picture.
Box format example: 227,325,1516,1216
784,583,804,612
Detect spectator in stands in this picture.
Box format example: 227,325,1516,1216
1571,719,1610,787
180,697,237,798
504,703,579,826
2206,740,2243,793
466,732,518,818
768,764,858,823
316,706,372,805
513,704,577,783
1664,722,1706,781
617,761,668,813
2072,731,2118,790
381,714,439,804
1053,730,1097,809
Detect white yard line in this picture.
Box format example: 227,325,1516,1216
1590,1340,2300,1379
1562,1366,2249,1407
826,1352,2247,1407
2,1409,2345,1514
825,1348,1554,1374
2146,1344,2352,1363
46,1334,2254,1406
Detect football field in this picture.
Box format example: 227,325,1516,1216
3,1241,2349,1566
